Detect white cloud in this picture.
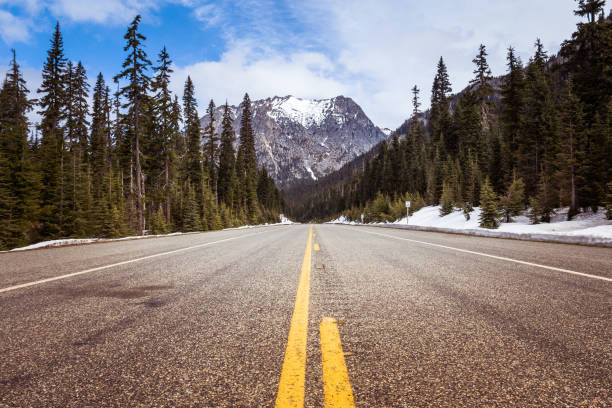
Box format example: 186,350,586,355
173,0,582,129
0,10,32,43
48,0,161,25
170,41,348,113
286,0,579,128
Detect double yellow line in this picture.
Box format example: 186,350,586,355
275,226,355,408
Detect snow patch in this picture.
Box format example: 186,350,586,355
330,206,612,245
381,127,392,136
267,96,332,128
305,166,318,181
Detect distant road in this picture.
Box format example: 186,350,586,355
1,225,610,407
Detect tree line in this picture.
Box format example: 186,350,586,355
0,15,286,250
289,0,611,227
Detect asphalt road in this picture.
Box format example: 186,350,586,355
0,224,610,407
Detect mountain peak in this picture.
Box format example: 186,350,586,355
202,95,387,188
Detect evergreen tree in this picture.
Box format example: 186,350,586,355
0,50,38,248
182,76,204,216
204,99,219,201
90,73,110,233
63,60,90,236
113,15,151,234
217,102,236,206
574,0,606,23
470,44,493,101
238,93,258,223
430,57,452,151
151,46,176,225
439,181,454,216
479,177,500,228
501,46,525,174
38,22,68,237
556,78,586,218
499,177,525,222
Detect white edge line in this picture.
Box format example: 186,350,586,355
350,227,612,283
0,228,283,294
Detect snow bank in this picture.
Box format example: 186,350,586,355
330,206,612,246
9,232,186,252
9,216,296,252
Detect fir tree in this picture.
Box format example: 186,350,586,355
113,15,151,235
501,46,525,173
182,76,204,216
439,181,454,216
204,99,219,201
217,102,236,206
238,93,258,223
151,46,176,225
470,44,493,101
38,22,68,237
0,50,38,248
499,177,525,222
479,177,500,228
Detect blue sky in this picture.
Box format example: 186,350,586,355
0,0,584,128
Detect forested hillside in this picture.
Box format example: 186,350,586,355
289,1,612,226
0,16,286,250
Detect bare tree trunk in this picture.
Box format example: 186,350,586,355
165,155,170,224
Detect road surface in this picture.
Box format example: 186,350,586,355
1,224,610,407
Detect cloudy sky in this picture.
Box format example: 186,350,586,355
0,0,583,129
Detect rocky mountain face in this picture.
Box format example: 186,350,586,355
200,95,388,188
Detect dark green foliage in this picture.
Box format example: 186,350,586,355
38,22,68,237
0,17,285,250
499,177,525,222
439,182,454,216
479,178,500,228
0,50,39,249
114,15,151,234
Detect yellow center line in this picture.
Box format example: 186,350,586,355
275,226,313,407
314,243,320,251
320,317,356,408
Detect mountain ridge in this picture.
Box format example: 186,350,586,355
200,95,388,188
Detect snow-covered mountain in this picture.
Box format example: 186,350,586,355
200,95,388,188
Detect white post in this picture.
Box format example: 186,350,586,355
405,201,411,223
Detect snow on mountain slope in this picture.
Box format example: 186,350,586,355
201,95,388,188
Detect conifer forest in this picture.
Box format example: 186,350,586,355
0,16,286,250
287,1,612,226
1,1,611,250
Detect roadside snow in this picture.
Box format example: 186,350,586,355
8,217,296,252
9,232,185,252
329,206,612,245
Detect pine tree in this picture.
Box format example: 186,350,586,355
479,177,500,228
556,78,585,218
430,57,452,150
38,22,68,237
217,102,236,206
113,15,151,235
63,60,90,236
90,73,110,233
574,0,606,23
151,46,177,225
499,177,525,222
0,50,38,249
439,181,454,216
238,93,258,223
204,99,219,201
470,44,493,101
501,46,525,174
182,76,204,219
